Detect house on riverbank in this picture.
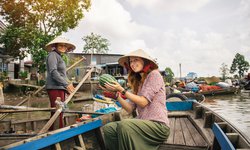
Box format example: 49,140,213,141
67,53,126,80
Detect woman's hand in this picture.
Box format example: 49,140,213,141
105,81,124,92
66,83,75,94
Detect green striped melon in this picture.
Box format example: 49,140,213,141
99,74,117,87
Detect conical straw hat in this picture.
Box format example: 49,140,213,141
45,36,76,52
118,49,158,69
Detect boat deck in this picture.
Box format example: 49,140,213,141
159,116,208,150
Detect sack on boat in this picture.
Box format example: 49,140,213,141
204,76,220,85
185,82,199,92
216,82,231,89
199,85,222,91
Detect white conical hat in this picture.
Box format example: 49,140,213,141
45,36,76,52
118,49,158,69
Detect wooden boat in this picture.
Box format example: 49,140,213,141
2,100,250,150
0,111,85,147
199,86,238,96
166,93,205,102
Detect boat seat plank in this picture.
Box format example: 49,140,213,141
161,116,208,150
166,118,175,144
181,118,196,146
174,118,186,145
184,117,207,147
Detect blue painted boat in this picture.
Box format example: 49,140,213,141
2,101,250,150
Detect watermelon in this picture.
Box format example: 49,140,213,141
99,74,117,87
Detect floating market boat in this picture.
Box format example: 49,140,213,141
2,100,250,150
199,86,238,96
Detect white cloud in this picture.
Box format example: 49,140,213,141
64,0,250,77
125,0,210,12
63,0,154,54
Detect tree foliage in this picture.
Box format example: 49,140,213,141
0,0,91,72
82,32,110,54
230,53,249,78
164,67,175,83
220,63,229,81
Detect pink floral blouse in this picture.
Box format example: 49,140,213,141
131,70,170,127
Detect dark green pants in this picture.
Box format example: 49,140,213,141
103,119,170,150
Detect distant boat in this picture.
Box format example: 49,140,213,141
166,92,205,102
199,86,238,96
2,101,250,150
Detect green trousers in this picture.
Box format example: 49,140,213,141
103,119,170,150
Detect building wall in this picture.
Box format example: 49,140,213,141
68,53,123,66
67,53,126,77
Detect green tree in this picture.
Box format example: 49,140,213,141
82,32,110,54
0,0,91,72
230,53,249,78
164,67,175,83
220,63,229,81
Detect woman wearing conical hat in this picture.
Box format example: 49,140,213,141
45,36,75,130
102,49,170,150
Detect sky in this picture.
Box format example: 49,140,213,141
63,0,250,77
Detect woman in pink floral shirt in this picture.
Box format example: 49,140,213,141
102,49,170,150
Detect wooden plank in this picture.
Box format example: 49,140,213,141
181,118,196,146
0,57,85,121
4,119,102,150
226,133,239,147
0,108,55,113
204,111,213,128
184,117,207,147
73,146,84,150
0,83,4,105
189,111,214,145
77,134,86,150
166,117,175,144
9,83,42,89
194,106,203,119
174,117,185,145
38,67,94,134
55,143,62,150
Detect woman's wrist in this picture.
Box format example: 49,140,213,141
114,91,121,100
121,89,127,95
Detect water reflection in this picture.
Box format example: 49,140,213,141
202,90,250,143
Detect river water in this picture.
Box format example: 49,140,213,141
202,90,250,143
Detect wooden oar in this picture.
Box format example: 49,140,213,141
38,67,94,134
0,56,85,121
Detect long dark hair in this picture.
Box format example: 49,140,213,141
127,58,153,94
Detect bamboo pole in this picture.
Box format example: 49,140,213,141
0,109,105,115
0,56,86,121
38,67,94,134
